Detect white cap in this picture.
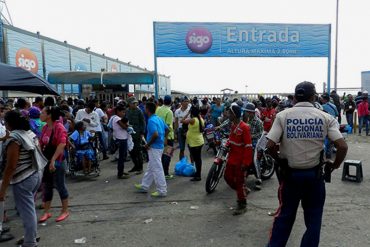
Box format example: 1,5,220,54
114,97,120,101
363,90,369,94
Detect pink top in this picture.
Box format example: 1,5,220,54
357,101,369,117
40,121,67,161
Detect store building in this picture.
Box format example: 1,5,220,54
0,21,171,100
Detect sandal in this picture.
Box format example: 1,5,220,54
39,213,52,223
55,212,69,222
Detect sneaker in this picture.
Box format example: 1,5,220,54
135,170,143,175
16,236,40,245
165,175,174,180
102,156,109,160
151,191,167,198
233,201,247,216
134,184,148,193
1,226,10,234
128,168,137,173
190,177,201,182
39,212,52,223
0,233,14,242
117,172,130,179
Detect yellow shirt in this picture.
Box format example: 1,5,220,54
155,105,174,140
186,118,205,147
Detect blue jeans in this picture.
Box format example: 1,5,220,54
177,128,186,152
43,162,69,202
346,113,354,128
359,116,369,134
267,167,325,247
116,139,127,176
96,131,107,157
13,171,42,247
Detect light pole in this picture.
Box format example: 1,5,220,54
245,84,248,94
334,0,339,91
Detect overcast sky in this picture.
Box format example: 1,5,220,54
6,0,370,94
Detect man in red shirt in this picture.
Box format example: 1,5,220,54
224,104,253,215
261,98,276,132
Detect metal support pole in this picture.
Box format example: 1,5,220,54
153,22,159,99
327,25,332,93
334,0,339,91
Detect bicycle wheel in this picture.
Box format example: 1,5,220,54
205,162,225,193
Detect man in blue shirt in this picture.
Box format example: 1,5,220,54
320,93,339,159
135,102,169,197
320,94,338,118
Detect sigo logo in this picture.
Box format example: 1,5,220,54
186,28,213,54
15,48,39,73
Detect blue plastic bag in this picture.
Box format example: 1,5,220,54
175,157,188,176
182,163,196,177
174,157,196,176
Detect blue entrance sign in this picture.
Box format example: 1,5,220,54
152,22,331,98
154,22,330,57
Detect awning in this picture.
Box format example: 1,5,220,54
48,71,154,85
0,63,59,95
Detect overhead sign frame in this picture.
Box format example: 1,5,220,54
153,22,331,97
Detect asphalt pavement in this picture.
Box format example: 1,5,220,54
2,134,370,247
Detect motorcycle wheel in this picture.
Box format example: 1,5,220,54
205,162,225,193
260,153,275,180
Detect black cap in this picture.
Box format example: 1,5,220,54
230,105,242,118
321,93,330,101
295,81,316,101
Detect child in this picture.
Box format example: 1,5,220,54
69,121,95,174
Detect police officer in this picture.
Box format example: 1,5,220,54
126,96,146,174
266,81,348,247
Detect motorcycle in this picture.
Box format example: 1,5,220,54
205,135,229,193
205,133,275,194
203,123,222,155
253,133,276,181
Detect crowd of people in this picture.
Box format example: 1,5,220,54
0,84,357,246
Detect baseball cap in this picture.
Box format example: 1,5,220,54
321,93,330,101
229,104,242,118
114,97,120,101
295,81,316,100
236,100,244,108
127,96,138,105
244,103,256,113
29,106,41,119
363,90,369,94
164,95,172,105
180,96,189,102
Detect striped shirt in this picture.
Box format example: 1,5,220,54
5,138,36,185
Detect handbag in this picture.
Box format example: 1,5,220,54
8,130,48,171
32,136,48,171
42,129,57,160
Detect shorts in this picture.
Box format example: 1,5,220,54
76,149,95,163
